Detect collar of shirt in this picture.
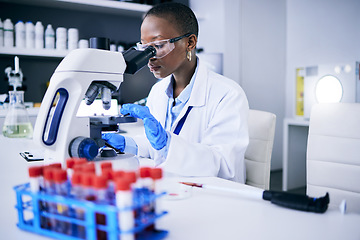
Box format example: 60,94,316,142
164,59,199,131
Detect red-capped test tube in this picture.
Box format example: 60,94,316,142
94,175,109,240
28,166,46,229
150,168,164,230
53,169,71,235
28,166,42,193
66,158,75,178
43,167,56,230
139,167,153,225
115,178,135,240
71,172,86,238
71,172,82,198
82,173,96,201
102,169,114,202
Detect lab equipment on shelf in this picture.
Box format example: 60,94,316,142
2,90,33,138
25,21,35,49
45,24,55,49
15,21,25,48
4,18,14,47
35,21,44,49
14,162,168,240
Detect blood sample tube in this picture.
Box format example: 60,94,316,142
66,158,76,178
71,172,85,238
76,173,96,238
82,173,96,201
53,169,71,235
29,166,45,229
115,178,134,240
71,172,82,198
150,168,164,230
94,175,109,240
43,167,56,230
102,169,115,203
139,167,153,225
28,166,42,193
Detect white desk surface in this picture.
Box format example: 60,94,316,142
1,135,360,240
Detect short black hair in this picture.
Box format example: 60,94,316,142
144,2,199,37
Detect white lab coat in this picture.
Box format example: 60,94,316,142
134,59,249,183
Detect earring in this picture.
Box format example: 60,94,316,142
187,51,192,61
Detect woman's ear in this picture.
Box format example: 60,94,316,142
187,34,197,52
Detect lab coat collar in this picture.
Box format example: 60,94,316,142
156,58,208,127
162,57,207,107
187,57,207,108
168,58,208,131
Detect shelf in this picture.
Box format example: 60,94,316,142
0,47,68,58
0,0,152,17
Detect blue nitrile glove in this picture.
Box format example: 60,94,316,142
121,104,167,150
102,133,125,152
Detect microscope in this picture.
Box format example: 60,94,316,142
5,56,25,91
32,37,156,164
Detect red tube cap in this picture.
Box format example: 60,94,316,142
139,167,151,178
124,171,137,183
66,158,75,169
115,178,130,191
28,166,43,177
101,162,112,171
93,175,108,189
150,168,163,180
82,173,95,187
54,169,67,183
72,172,82,186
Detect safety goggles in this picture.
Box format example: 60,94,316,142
136,33,192,59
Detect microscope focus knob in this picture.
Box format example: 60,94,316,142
69,137,99,160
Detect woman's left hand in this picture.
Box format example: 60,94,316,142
121,104,167,150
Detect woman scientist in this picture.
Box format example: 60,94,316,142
103,2,249,183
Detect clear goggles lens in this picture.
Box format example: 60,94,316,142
136,39,175,59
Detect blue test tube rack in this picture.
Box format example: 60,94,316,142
14,183,168,240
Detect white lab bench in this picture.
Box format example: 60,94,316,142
282,118,310,191
1,120,360,239
0,135,360,240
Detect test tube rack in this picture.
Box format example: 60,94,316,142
14,183,168,240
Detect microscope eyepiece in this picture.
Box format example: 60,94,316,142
123,45,157,74
89,37,110,50
146,45,157,56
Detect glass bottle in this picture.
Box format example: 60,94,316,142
2,91,33,138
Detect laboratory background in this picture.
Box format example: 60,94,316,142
0,0,360,239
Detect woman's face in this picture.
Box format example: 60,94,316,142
140,15,188,79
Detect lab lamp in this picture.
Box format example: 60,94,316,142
301,62,360,119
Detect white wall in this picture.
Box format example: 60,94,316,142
191,0,286,170
239,0,286,170
286,0,360,117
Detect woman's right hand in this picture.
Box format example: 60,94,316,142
102,133,125,152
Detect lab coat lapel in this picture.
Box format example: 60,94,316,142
156,77,171,127
170,59,208,132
